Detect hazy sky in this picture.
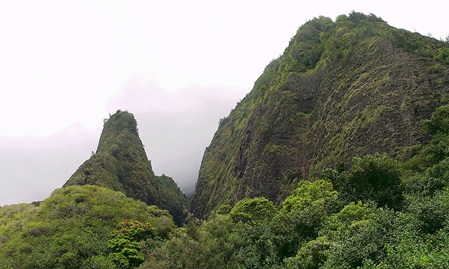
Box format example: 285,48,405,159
1,0,447,205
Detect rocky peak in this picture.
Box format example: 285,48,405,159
64,110,188,225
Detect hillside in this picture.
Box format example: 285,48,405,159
191,13,449,218
3,12,449,268
64,110,188,225
0,185,175,268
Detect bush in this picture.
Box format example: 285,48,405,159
342,153,403,209
421,105,449,135
230,197,276,224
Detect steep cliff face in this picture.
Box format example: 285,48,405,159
191,13,449,218
64,110,188,225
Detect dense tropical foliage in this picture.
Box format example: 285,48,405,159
0,186,174,268
3,115,449,268
137,105,449,267
1,12,449,268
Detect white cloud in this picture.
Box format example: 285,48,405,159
0,125,100,205
0,0,448,203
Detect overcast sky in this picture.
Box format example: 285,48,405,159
1,0,447,205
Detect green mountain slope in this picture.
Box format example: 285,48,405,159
3,12,449,268
0,185,175,268
191,13,449,218
155,174,190,225
64,110,188,225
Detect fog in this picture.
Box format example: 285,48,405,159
1,0,447,205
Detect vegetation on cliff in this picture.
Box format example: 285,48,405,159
1,12,449,268
137,103,449,268
64,110,188,225
3,127,449,268
136,108,449,267
191,12,449,218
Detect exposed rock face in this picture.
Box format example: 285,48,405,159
64,110,188,225
191,14,449,219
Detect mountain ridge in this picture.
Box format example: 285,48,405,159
191,13,449,218
3,12,449,268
